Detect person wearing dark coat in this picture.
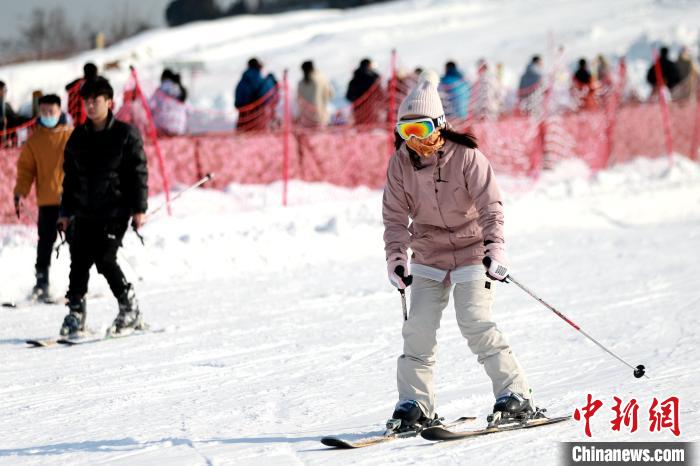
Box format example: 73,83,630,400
572,58,599,109
234,58,278,131
1,80,31,148
646,47,681,91
517,55,544,114
65,63,98,126
346,58,384,125
57,77,149,338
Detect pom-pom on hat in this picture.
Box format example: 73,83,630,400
398,70,444,121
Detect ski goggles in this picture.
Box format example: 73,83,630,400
396,115,446,140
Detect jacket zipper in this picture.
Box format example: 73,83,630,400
433,158,458,269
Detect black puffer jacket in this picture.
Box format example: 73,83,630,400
646,57,681,90
346,66,380,103
61,113,148,219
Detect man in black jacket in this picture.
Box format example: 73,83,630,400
345,58,384,125
57,77,149,337
646,46,681,92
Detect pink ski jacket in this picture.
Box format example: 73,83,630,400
382,140,505,270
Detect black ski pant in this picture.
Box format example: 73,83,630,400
36,205,60,271
67,216,130,299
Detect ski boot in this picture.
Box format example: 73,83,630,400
60,296,86,337
30,267,51,303
488,392,545,428
386,400,442,434
108,285,144,336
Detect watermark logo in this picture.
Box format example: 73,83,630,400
574,394,680,438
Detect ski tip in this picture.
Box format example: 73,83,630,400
420,426,449,441
2,302,17,308
25,339,58,347
320,437,357,449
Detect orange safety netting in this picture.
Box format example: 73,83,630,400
2,52,699,225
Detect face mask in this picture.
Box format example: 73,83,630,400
40,115,60,128
406,131,445,157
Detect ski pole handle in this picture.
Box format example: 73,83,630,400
399,288,408,321
395,265,413,287
395,266,412,322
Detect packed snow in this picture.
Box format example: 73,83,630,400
1,156,699,465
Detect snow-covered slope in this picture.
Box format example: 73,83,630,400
1,157,699,465
1,0,699,114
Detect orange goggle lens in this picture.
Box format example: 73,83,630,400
396,119,436,140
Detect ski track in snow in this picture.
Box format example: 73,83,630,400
0,157,699,465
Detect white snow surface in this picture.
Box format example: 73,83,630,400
2,0,700,462
1,156,699,465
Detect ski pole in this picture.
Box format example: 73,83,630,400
395,266,413,321
118,249,143,282
131,173,214,247
146,172,214,220
483,258,647,379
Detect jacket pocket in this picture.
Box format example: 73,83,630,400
455,224,477,239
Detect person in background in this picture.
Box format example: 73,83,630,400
439,61,469,119
595,54,612,86
646,46,681,96
673,46,699,101
571,58,599,110
57,77,148,338
65,63,98,125
234,58,278,131
1,81,23,130
346,58,384,125
471,58,502,119
13,94,73,301
517,55,544,114
297,60,333,128
150,68,188,136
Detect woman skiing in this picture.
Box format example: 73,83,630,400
383,70,534,431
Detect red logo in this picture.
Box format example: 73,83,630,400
574,394,680,437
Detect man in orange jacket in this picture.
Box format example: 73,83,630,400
13,94,73,301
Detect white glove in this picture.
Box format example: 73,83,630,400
484,243,509,282
387,252,409,289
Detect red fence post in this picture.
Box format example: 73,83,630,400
282,69,290,207
194,137,204,181
691,83,700,161
130,66,172,215
652,49,674,163
387,49,398,156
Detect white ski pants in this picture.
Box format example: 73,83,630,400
397,276,531,418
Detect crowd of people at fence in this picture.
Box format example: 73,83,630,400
1,44,698,142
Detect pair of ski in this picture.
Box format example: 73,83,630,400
321,414,571,449
26,326,163,348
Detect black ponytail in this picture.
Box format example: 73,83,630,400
441,126,478,148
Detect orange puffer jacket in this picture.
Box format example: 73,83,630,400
14,120,73,206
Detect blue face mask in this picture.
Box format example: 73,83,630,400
40,115,60,128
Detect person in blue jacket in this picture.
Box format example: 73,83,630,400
234,58,278,131
439,61,470,119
